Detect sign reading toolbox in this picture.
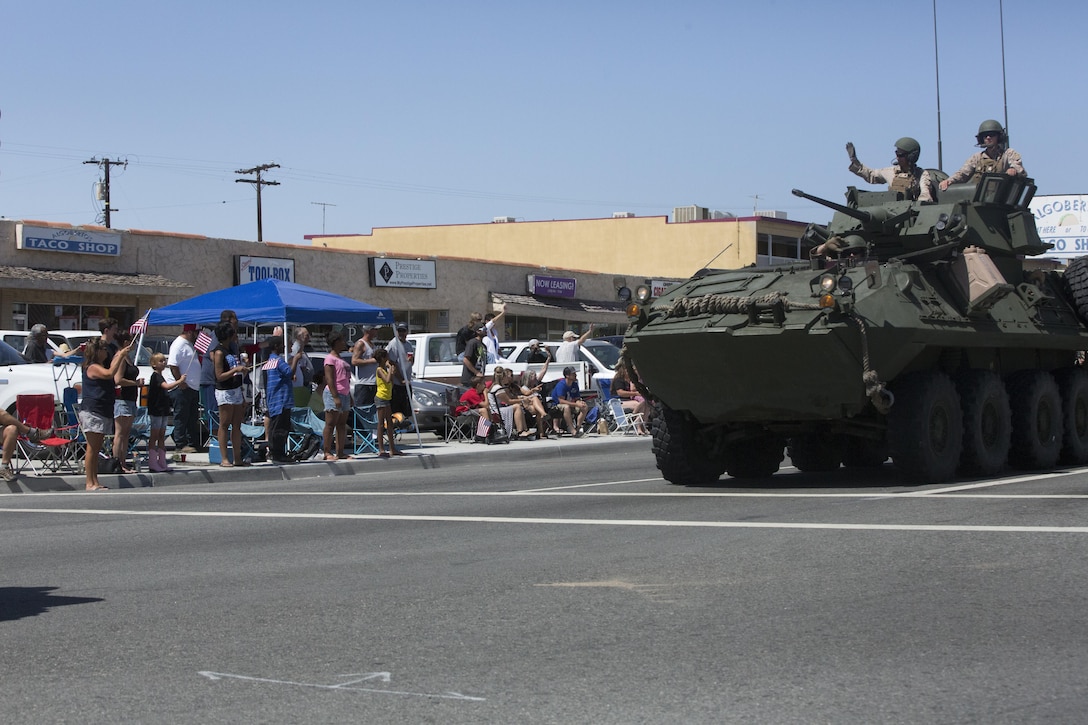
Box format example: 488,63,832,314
237,255,296,284
16,223,121,257
368,257,437,289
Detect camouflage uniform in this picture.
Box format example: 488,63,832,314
945,146,1026,185
849,160,935,202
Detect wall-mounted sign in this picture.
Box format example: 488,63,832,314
528,274,577,299
369,258,437,289
237,255,296,284
16,223,121,257
1031,195,1088,259
650,279,676,297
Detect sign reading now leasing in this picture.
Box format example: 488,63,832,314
16,224,121,257
369,258,437,289
528,274,577,299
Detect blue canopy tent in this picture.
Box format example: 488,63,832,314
145,279,393,327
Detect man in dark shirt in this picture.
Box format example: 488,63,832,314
526,339,550,364
461,326,487,388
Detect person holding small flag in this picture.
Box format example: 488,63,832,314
167,324,203,453
262,335,302,463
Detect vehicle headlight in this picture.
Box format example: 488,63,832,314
635,285,653,303
412,388,442,407
819,274,836,293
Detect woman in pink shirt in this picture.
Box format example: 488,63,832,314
322,331,352,460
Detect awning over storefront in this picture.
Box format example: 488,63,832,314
0,266,191,293
491,292,627,322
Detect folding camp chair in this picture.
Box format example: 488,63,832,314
444,407,479,443
350,405,380,455
607,397,645,436
206,407,265,465
287,407,324,461
15,393,79,475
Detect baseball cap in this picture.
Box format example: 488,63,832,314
183,323,198,332
563,331,576,340
529,338,539,346
396,322,408,331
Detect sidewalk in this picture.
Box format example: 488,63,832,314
4,432,652,493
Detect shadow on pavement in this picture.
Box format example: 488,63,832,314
0,586,105,622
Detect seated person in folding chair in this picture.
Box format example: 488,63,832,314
610,364,649,435
552,366,588,437
517,361,552,438
263,335,303,463
0,409,53,483
456,376,489,416
79,337,134,491
497,368,534,439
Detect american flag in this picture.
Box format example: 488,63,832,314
129,310,150,336
194,329,213,355
261,358,279,371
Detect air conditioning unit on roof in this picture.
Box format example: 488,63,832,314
492,216,516,223
612,212,636,218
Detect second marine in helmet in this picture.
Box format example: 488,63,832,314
940,119,1027,190
845,136,936,202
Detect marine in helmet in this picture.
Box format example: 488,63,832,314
939,119,1026,191
846,137,936,202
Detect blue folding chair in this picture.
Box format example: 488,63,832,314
350,405,379,455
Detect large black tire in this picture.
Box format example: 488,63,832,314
1055,367,1088,465
1007,370,1063,470
787,432,842,472
956,370,1012,477
1061,256,1088,322
650,404,726,485
888,371,963,484
841,436,889,468
724,434,784,479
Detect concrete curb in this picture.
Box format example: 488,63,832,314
3,435,651,493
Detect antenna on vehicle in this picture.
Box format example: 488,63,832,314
1000,0,1010,144
932,0,943,170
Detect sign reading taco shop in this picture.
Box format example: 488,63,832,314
368,257,437,289
16,223,121,257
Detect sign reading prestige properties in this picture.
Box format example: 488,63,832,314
369,258,437,289
237,255,296,284
16,223,121,257
1030,194,1088,259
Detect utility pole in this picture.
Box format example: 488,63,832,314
311,201,336,235
234,163,280,241
83,157,126,228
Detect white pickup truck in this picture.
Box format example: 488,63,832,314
406,332,589,392
0,339,79,414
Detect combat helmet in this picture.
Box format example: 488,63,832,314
894,137,921,165
976,119,1005,146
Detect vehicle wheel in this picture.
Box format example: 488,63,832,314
724,433,784,479
956,370,1011,476
1055,367,1088,465
650,404,726,485
888,371,963,483
1007,370,1063,470
841,436,889,468
787,432,841,472
1061,256,1088,322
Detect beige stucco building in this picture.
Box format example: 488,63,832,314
0,211,810,346
313,213,811,281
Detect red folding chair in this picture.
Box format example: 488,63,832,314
15,393,77,475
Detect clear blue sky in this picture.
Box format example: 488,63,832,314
1,0,1080,245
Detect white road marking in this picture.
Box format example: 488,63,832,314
198,670,484,701
6,507,1088,533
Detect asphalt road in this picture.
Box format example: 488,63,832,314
4,445,1088,723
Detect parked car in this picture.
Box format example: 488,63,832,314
0,339,78,413
300,351,455,436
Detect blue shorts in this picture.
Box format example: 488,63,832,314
322,389,351,413
114,399,138,418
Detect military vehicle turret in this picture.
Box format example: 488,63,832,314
623,174,1088,484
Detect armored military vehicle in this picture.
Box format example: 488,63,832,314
623,173,1088,484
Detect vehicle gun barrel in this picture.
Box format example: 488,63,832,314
792,188,872,224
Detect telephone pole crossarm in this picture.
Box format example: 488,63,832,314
234,163,281,242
